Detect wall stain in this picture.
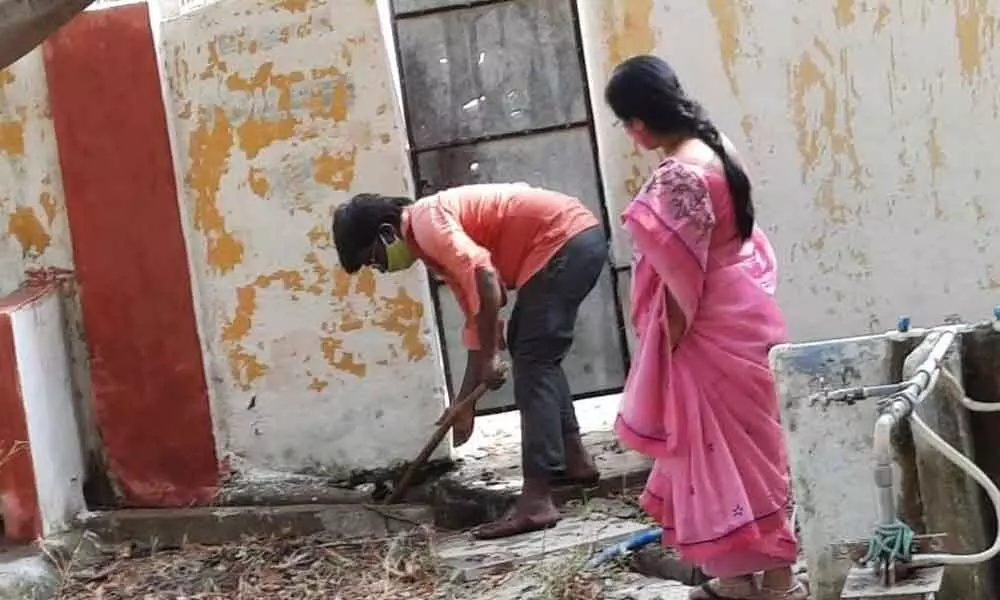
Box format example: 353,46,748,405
226,63,304,158
308,377,329,392
0,109,26,156
247,167,270,197
38,192,57,225
835,0,857,28
274,0,309,13
221,250,429,389
306,223,331,248
320,336,366,377
926,119,946,179
374,288,428,362
313,148,357,190
188,107,244,273
787,40,865,225
874,3,892,33
6,206,51,257
954,0,996,83
603,0,655,67
707,0,750,95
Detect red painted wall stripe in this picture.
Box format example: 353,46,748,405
0,303,40,541
43,4,219,506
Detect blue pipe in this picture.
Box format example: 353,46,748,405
585,526,664,569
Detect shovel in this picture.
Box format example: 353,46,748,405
384,364,508,505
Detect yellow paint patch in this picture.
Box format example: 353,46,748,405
223,285,257,342
874,3,892,33
706,0,748,95
38,192,58,225
320,336,367,377
954,0,994,82
834,0,856,28
313,148,357,190
0,118,25,156
200,40,229,80
603,0,655,66
307,68,351,122
229,348,269,388
274,0,309,13
226,63,305,158
374,288,429,362
248,167,270,197
355,269,376,299
188,107,244,273
787,44,864,223
740,115,754,143
307,224,332,249
308,378,329,392
7,206,50,257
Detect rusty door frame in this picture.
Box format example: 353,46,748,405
387,0,631,414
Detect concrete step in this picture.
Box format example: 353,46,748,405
77,503,433,551
0,546,57,600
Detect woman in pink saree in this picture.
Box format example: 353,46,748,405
605,56,806,600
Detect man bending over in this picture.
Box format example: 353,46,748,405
332,183,608,539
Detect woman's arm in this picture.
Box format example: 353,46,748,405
665,287,687,349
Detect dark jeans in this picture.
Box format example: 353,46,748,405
507,226,608,478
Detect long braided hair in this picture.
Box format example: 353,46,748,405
604,55,754,241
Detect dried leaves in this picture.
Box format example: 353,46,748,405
56,528,446,600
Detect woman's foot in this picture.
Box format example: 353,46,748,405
688,575,757,599
753,582,808,600
754,568,808,600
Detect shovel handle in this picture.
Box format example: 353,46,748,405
384,383,490,505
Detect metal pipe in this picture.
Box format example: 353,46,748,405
869,330,957,526
809,382,909,406
873,412,897,525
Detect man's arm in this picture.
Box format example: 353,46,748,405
457,267,504,398
408,203,505,398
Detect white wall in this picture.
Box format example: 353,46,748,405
155,0,449,477
0,49,95,466
13,288,86,536
579,0,1000,342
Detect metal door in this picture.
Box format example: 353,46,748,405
389,0,630,413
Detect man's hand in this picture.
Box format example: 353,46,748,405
478,353,509,391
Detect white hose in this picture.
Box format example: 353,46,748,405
941,370,1000,412
906,368,1000,566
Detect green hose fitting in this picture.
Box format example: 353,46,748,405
863,520,916,565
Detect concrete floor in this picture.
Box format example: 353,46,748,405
429,394,652,530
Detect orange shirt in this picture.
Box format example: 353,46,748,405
401,183,600,349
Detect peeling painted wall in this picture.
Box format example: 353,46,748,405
579,0,1000,341
0,49,72,292
156,0,448,477
0,49,95,465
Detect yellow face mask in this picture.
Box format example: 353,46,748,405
382,236,416,272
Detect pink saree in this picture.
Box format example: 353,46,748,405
615,157,798,577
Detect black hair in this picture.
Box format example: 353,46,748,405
604,55,754,240
332,193,413,273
